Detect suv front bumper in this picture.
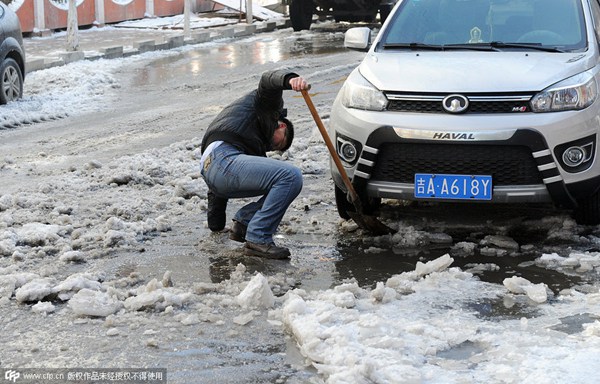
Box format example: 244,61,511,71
328,98,600,209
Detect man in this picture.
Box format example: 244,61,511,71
200,70,309,259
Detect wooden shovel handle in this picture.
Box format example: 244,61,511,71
300,89,360,203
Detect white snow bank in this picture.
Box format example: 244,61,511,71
280,255,600,384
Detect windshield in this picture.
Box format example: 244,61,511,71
379,0,587,51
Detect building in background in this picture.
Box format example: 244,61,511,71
6,0,217,34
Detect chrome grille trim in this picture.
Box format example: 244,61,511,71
543,175,563,184
385,93,533,102
538,163,557,172
533,149,552,158
358,158,374,167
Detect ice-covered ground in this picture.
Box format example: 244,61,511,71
1,25,600,383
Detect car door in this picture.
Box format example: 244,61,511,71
0,4,6,60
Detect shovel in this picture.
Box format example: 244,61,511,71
301,89,395,235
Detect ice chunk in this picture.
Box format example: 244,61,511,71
480,235,519,251
236,273,275,309
233,311,259,325
415,254,454,277
503,276,549,303
32,301,56,314
68,288,122,317
59,250,85,262
15,278,55,303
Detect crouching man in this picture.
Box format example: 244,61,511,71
200,70,309,259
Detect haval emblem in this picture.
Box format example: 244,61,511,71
442,94,469,113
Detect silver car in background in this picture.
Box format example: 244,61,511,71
330,0,600,225
0,2,25,105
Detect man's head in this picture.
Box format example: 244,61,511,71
272,117,294,152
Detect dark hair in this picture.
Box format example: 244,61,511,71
279,117,294,152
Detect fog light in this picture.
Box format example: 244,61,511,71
339,141,358,162
563,146,586,167
555,136,595,173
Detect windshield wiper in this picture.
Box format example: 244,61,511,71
488,41,565,53
382,41,565,53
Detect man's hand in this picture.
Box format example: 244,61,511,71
289,76,310,91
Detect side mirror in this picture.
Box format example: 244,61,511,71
344,27,372,52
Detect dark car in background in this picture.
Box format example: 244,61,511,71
288,0,396,31
0,2,25,105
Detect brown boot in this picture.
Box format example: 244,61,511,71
244,241,290,259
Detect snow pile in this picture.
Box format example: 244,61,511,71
1,260,285,323
1,59,122,129
536,251,600,274
279,255,600,383
0,139,208,268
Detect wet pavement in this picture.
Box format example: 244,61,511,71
22,15,291,72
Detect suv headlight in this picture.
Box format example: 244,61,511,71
531,72,598,112
340,70,388,111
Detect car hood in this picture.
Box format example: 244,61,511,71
359,51,593,93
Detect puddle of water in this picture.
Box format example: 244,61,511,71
549,313,600,334
131,30,347,87
437,340,485,361
467,297,540,320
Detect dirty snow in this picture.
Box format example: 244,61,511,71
1,22,600,383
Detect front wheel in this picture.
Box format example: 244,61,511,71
290,0,313,31
335,184,353,220
0,58,23,105
574,191,600,225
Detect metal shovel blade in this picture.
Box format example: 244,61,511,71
300,89,395,235
347,199,396,235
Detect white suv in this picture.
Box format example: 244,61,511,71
329,0,600,225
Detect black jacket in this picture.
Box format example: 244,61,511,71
201,70,298,156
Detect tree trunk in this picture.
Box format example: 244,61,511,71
66,0,79,51
184,0,191,37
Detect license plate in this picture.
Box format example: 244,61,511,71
414,173,492,200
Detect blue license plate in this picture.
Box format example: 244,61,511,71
414,173,492,200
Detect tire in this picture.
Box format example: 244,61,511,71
574,191,600,225
290,0,314,31
335,184,353,220
334,183,382,220
0,58,23,105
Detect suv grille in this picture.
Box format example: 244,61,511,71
385,93,533,114
371,143,542,185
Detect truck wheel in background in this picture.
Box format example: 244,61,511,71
379,3,393,24
290,0,314,31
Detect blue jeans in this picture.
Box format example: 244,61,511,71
201,143,303,244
